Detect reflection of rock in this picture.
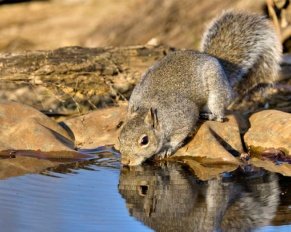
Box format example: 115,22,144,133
172,158,238,181
250,156,291,177
0,156,57,180
118,163,279,232
244,110,291,155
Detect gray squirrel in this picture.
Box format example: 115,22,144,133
119,10,282,166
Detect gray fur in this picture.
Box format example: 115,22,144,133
119,10,282,166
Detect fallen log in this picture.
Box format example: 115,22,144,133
0,45,290,114
0,45,173,113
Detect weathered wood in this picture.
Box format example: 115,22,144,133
0,46,173,113
0,46,290,114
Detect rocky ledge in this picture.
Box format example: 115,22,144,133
0,101,290,180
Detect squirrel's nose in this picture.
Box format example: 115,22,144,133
122,156,145,166
121,156,131,166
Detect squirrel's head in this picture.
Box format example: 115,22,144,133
119,108,161,166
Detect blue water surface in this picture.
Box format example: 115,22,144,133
0,162,289,232
0,167,152,232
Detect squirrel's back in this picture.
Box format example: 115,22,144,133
201,11,282,96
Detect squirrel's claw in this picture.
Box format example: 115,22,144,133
155,148,173,160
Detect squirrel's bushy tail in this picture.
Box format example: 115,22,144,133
201,10,282,97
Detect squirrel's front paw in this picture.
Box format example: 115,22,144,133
155,148,173,160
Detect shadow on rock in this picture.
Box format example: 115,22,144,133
118,163,279,232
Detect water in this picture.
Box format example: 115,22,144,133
0,160,289,232
0,167,150,232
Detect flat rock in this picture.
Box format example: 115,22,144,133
244,110,291,155
3,103,291,178
0,102,75,155
173,115,243,164
0,102,101,179
63,105,127,149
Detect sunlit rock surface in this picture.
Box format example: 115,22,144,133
63,105,127,149
243,110,291,176
0,102,75,152
244,110,291,155
173,115,243,164
0,102,290,178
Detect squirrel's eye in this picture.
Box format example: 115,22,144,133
139,135,149,147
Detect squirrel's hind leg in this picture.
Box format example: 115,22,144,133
206,89,231,122
204,62,233,122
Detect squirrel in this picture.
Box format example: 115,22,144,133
119,10,282,166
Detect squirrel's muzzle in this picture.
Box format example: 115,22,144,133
121,155,146,166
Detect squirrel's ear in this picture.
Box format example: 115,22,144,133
145,108,159,129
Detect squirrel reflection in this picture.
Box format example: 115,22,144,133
118,163,279,232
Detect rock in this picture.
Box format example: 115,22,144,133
63,105,127,149
0,102,106,179
244,110,291,176
173,115,243,164
244,110,291,155
0,102,290,178
0,102,75,155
